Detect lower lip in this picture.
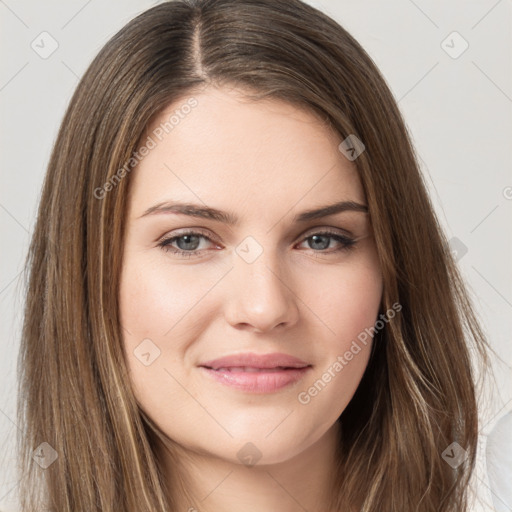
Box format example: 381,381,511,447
199,366,312,393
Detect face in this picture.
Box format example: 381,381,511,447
119,86,383,467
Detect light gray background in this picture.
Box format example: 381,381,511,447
1,1,511,510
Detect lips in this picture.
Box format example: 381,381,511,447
198,352,312,393
199,352,311,371
215,367,291,372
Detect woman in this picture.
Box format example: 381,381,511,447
17,0,491,510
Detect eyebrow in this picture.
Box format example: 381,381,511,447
139,200,368,224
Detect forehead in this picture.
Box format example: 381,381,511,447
128,86,364,218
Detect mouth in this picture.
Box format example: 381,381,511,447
206,365,304,372
197,352,312,393
199,365,312,393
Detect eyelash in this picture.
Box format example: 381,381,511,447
156,228,357,259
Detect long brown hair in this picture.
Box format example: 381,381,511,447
17,0,491,510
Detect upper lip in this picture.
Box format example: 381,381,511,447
199,352,311,370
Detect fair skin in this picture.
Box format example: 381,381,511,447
119,85,383,512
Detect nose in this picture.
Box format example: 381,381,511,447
223,243,300,333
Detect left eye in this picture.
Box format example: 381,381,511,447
297,232,356,252
157,230,356,258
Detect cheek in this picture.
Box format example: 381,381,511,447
307,252,383,344
118,257,196,419
296,251,382,405
119,254,220,340
337,266,382,340
118,253,229,403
